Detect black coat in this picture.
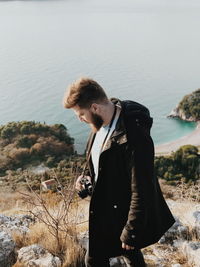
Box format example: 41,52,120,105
85,99,175,258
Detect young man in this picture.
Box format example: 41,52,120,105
63,77,175,267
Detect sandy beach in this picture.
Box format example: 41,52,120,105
155,122,200,155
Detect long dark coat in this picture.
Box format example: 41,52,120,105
85,99,175,258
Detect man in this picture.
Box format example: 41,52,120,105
63,77,175,267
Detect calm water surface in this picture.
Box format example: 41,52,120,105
0,0,199,153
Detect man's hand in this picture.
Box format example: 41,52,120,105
75,175,92,191
122,243,134,250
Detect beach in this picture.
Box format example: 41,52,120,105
155,122,200,155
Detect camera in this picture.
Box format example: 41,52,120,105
78,177,93,199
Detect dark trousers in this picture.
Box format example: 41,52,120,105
85,248,146,267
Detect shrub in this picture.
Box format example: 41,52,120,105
9,148,30,163
46,156,56,167
16,135,37,148
155,145,200,182
1,125,16,139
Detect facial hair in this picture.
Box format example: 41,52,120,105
90,112,104,133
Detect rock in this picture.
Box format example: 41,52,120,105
110,257,126,266
17,244,61,267
193,211,200,223
78,231,89,250
159,217,188,244
193,211,200,239
182,241,200,267
0,214,35,234
0,231,16,267
168,106,196,121
173,239,185,248
28,164,50,175
171,264,182,267
168,106,179,118
111,256,130,267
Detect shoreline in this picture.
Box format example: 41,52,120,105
155,122,200,155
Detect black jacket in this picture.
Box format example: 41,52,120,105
85,98,175,258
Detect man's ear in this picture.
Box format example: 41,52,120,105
90,103,99,113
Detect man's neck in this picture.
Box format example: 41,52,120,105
102,101,115,127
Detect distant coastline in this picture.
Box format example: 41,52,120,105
155,122,200,155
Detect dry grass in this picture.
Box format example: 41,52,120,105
3,179,199,267
12,221,85,266
0,186,87,266
158,179,200,266
173,251,190,266
0,190,66,215
143,244,191,267
160,179,200,203
0,192,27,215
167,250,191,266
161,179,200,243
62,244,85,267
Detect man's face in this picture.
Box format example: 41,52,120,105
73,105,103,133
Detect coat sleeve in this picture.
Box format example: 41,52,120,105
120,120,155,247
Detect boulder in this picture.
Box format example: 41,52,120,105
0,214,35,234
193,211,200,239
159,217,188,244
110,257,126,267
193,211,200,223
0,231,16,267
17,244,61,267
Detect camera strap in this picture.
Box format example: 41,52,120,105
100,104,117,153
82,104,117,177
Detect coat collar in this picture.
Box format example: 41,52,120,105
86,98,128,159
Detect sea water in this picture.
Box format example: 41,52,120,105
0,0,199,153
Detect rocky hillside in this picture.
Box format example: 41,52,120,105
0,182,200,267
0,121,74,175
169,88,200,121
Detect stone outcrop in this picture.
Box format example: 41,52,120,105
193,211,200,239
0,231,16,267
159,217,188,244
0,214,35,234
168,106,196,121
17,244,62,267
168,88,200,122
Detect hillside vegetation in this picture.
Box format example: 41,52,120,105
179,88,200,121
169,88,200,121
155,145,200,185
0,121,74,175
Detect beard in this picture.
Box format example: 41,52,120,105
90,112,104,133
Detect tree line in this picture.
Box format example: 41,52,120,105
155,145,200,184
